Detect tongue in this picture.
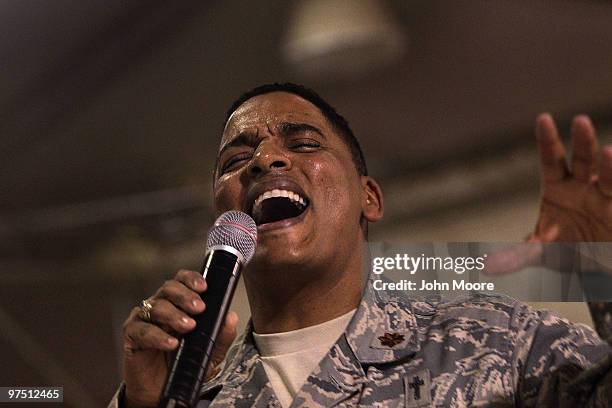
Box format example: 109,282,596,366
255,197,304,225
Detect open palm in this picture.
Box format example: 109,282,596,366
534,113,612,242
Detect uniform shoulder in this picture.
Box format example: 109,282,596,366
405,292,536,331
406,292,602,342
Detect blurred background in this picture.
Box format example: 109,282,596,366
1,0,612,406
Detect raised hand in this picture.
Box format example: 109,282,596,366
532,113,612,242
485,113,612,276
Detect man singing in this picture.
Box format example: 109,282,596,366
110,83,611,407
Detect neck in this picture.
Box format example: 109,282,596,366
244,252,364,334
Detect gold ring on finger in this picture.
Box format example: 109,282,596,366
139,299,154,322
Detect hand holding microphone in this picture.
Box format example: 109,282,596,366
120,211,257,408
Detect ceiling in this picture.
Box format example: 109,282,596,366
3,0,612,259
3,0,612,211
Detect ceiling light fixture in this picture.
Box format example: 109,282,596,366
282,0,406,80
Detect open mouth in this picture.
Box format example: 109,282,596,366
251,189,309,226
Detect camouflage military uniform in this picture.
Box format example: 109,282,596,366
195,281,611,407
109,280,611,407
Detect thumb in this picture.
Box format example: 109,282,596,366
483,242,543,275
205,310,239,381
483,225,560,276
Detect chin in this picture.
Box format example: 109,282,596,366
248,245,309,273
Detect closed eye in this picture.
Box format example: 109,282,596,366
288,139,321,151
221,152,252,173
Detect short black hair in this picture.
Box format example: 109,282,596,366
223,82,368,176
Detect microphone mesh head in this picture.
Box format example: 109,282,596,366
206,211,257,263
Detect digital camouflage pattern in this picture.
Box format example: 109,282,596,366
193,281,611,407
108,282,611,407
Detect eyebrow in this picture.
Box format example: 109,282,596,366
218,131,259,158
278,122,326,139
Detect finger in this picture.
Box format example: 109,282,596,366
483,242,543,275
174,269,207,293
536,113,569,183
531,222,561,243
124,319,179,352
148,298,196,334
156,280,206,315
598,146,612,197
570,115,599,183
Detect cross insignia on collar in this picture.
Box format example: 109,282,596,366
405,369,431,407
377,332,405,347
408,375,425,400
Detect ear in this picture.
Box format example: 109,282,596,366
361,176,384,223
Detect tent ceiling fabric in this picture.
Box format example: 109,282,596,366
2,0,612,232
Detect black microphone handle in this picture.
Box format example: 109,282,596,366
159,249,241,408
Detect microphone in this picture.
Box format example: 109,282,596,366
159,211,257,408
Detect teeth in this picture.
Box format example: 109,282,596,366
252,189,308,215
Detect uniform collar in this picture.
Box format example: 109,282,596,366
343,277,421,364
199,328,280,407
200,275,424,404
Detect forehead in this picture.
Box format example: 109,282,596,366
221,92,330,144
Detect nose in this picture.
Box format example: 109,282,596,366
247,141,291,176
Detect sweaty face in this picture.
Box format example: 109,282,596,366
213,92,367,271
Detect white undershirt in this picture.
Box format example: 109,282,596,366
252,309,356,408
